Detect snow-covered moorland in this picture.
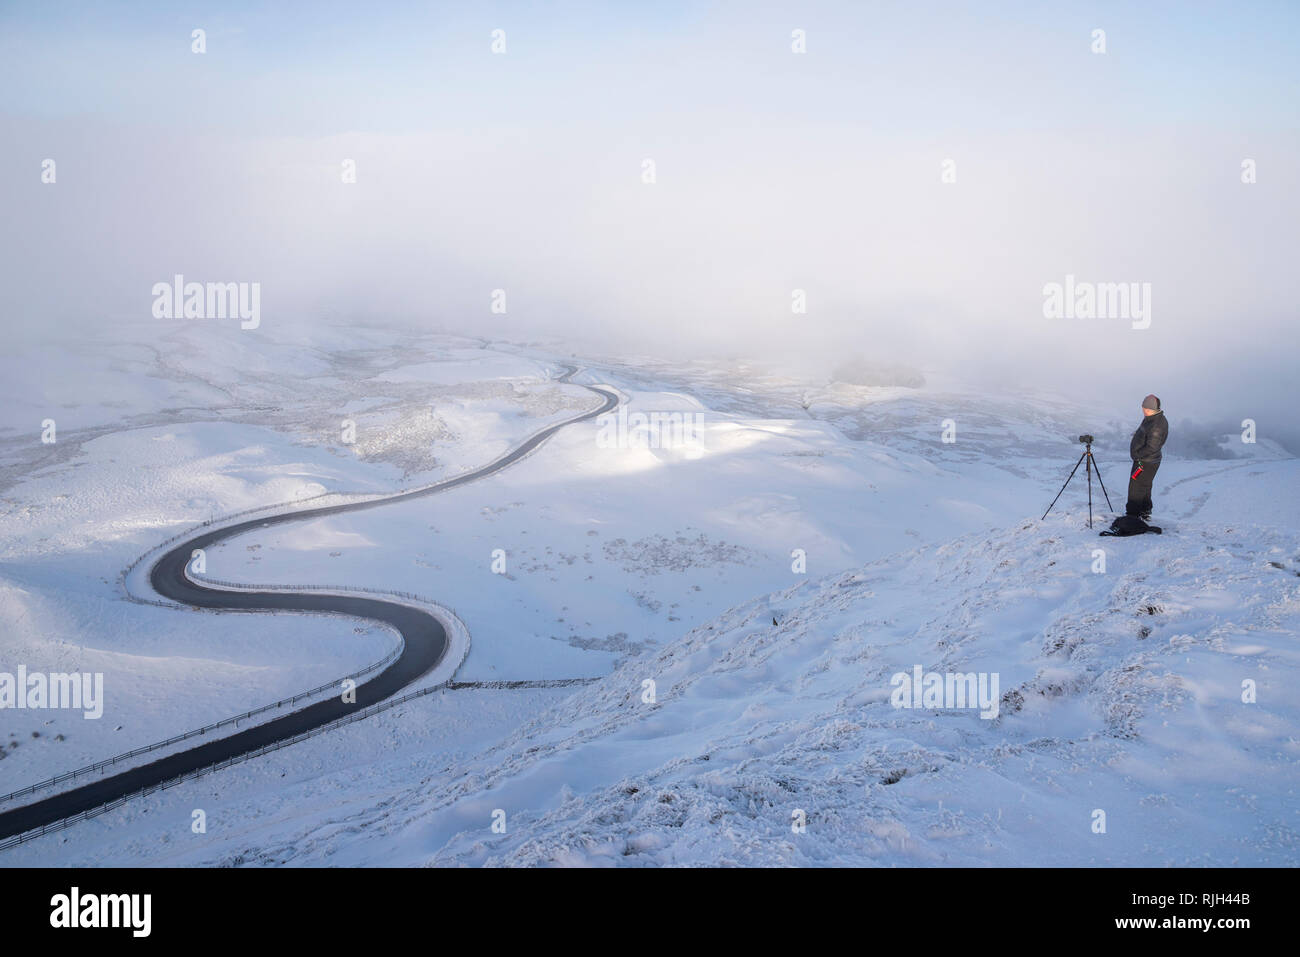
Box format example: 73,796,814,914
0,324,1296,866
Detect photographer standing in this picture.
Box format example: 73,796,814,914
1127,394,1168,520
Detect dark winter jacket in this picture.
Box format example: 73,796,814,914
1129,410,1168,465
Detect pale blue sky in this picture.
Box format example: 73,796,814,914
4,1,1297,136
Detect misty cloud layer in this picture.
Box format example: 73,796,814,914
3,2,1297,443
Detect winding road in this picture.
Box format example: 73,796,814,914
0,367,619,844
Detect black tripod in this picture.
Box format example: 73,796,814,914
1042,438,1113,529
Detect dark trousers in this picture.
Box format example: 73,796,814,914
1126,459,1160,517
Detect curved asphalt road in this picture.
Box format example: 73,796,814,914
0,368,619,842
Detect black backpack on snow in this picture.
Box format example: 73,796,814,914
1100,515,1163,537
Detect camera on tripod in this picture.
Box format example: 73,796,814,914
1043,433,1113,528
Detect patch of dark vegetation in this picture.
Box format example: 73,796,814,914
831,356,926,389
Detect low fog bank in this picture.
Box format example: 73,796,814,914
5,115,1294,453
4,2,1296,455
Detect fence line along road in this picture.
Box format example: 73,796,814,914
0,680,450,852
0,598,410,807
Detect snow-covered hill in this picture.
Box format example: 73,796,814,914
8,472,1296,867
405,497,1300,866
1,331,1296,867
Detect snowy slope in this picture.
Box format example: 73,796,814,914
5,460,1295,866
1,332,1296,867
403,494,1300,866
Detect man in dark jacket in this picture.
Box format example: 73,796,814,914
1127,394,1168,519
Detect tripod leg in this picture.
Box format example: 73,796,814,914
1042,450,1088,521
1089,451,1114,512
1086,454,1094,528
